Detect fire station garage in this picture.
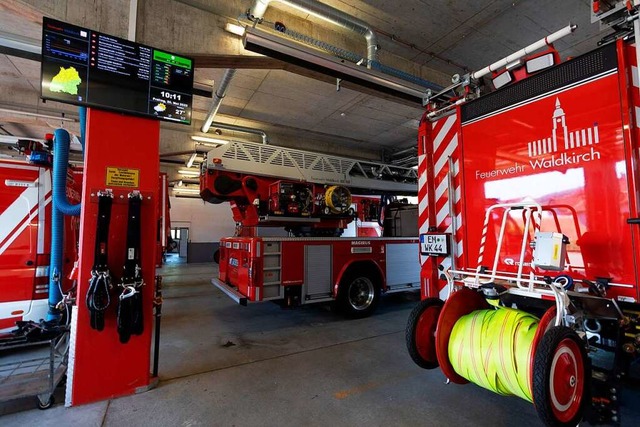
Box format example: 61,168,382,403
2,0,640,426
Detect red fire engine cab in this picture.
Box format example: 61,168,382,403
200,140,420,317
0,158,79,334
406,10,640,427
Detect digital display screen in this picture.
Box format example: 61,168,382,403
41,17,193,124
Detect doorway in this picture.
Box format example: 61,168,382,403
166,227,188,264
178,227,189,258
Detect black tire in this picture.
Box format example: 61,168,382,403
338,270,380,318
37,395,54,410
405,298,444,369
533,326,589,427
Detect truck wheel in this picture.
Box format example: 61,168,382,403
405,298,444,369
533,326,589,427
338,271,380,318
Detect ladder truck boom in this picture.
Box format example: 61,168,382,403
203,140,417,194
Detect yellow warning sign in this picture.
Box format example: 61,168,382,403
106,167,139,188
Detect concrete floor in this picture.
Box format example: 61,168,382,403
2,262,639,426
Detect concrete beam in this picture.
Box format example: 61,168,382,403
17,0,130,38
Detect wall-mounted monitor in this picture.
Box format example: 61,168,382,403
41,17,194,125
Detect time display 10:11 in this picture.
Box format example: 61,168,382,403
160,91,182,101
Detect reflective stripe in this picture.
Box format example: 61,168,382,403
424,116,464,287
37,167,51,254
35,265,50,277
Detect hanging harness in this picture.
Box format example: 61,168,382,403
86,191,113,331
117,191,144,343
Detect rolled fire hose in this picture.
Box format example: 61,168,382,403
448,307,539,402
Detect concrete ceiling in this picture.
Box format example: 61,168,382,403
194,68,423,148
0,0,606,169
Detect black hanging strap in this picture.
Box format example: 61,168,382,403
86,191,113,331
117,191,144,343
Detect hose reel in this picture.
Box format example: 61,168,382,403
324,185,352,214
406,289,588,426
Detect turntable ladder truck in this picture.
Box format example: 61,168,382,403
199,140,420,317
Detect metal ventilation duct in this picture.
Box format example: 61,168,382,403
243,27,428,105
249,0,379,67
201,69,237,133
209,121,269,144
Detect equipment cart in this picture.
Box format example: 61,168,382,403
0,329,70,409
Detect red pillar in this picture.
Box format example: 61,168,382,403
68,109,159,405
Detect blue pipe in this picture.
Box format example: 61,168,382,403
47,109,85,320
78,106,86,153
52,129,81,216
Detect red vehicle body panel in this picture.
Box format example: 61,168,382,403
219,236,418,302
418,40,640,303
0,160,80,331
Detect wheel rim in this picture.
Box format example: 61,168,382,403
348,277,375,310
549,338,584,423
416,305,441,363
529,306,557,391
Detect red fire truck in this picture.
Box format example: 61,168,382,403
200,140,420,317
0,158,80,333
406,13,640,427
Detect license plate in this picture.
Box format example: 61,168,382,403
420,233,449,256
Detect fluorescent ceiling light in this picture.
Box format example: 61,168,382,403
225,22,246,37
190,135,229,145
173,187,200,194
186,152,198,168
178,169,200,177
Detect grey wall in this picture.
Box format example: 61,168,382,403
187,242,219,263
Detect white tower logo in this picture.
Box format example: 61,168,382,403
527,98,599,158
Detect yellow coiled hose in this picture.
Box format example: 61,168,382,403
448,307,539,402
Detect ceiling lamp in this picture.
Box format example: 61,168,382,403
178,168,200,177
190,135,229,145
186,152,198,168
173,187,200,193
225,22,246,37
